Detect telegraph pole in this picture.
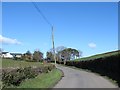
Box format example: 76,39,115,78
31,2,56,66
52,26,56,67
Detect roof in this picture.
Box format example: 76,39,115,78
10,53,22,55
2,52,9,54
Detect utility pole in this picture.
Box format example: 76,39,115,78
52,26,56,67
31,2,56,66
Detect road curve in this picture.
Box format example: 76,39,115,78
54,65,117,88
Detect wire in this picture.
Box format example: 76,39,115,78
31,1,52,27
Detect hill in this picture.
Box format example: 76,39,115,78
76,50,120,61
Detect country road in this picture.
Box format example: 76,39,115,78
54,65,117,88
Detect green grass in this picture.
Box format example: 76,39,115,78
0,81,2,89
2,59,44,68
16,69,62,88
1,59,63,88
75,50,120,61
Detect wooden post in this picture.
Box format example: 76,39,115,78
52,26,56,67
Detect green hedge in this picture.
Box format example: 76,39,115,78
64,53,120,87
2,64,55,87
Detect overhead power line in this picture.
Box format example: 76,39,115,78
31,1,56,66
31,2,52,27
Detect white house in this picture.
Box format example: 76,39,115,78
11,53,22,58
1,52,13,58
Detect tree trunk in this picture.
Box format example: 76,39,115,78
64,59,66,65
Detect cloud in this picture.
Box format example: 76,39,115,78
0,35,22,45
88,43,96,48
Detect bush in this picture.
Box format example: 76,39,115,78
2,67,37,87
2,64,55,87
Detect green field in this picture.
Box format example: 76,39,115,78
2,59,45,68
75,50,120,61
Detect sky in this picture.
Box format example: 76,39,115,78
1,2,118,57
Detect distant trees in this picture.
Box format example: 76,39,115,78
33,50,43,62
58,48,82,60
21,50,32,61
56,46,66,61
21,50,43,62
46,46,82,64
56,46,66,53
46,51,54,62
59,48,82,64
26,51,32,60
12,46,82,63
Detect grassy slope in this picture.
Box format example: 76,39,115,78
2,59,44,68
75,50,120,61
17,69,62,88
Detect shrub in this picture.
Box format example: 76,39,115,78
2,64,55,87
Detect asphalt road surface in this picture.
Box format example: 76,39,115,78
54,65,117,88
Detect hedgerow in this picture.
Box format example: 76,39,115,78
64,51,120,87
2,64,55,87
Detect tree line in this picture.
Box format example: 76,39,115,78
20,50,43,62
13,46,82,62
46,46,82,64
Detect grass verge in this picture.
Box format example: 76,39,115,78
15,68,63,88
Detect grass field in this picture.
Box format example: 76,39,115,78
75,50,120,61
2,59,45,68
